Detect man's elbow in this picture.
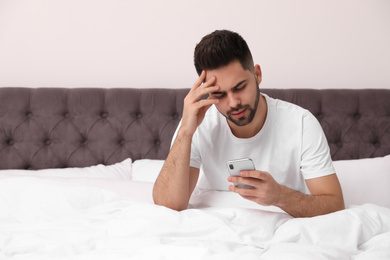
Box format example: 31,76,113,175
153,199,188,211
152,189,188,211
335,196,346,211
327,195,345,214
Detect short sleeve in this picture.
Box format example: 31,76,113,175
300,111,335,179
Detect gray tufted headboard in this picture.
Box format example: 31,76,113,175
0,88,389,170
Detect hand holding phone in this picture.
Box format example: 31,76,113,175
227,158,255,189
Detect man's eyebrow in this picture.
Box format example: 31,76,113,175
231,80,247,90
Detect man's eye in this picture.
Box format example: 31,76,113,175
211,92,226,99
234,84,246,92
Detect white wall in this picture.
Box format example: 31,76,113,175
0,0,389,89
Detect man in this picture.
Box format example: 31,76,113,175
153,30,345,217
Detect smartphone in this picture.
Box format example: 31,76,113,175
226,158,255,189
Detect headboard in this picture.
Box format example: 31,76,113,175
0,88,389,170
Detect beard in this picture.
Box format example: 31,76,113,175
226,80,261,127
226,90,260,126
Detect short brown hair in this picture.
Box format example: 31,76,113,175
194,30,254,76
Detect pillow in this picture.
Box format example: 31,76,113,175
132,159,164,182
333,155,390,208
0,158,132,180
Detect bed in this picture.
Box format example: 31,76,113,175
0,87,389,259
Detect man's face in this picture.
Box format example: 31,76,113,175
206,61,262,127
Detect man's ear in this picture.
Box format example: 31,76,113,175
254,64,262,84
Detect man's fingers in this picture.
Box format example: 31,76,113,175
229,184,257,196
191,70,206,91
227,171,271,190
228,171,282,207
189,71,218,100
239,170,268,180
228,170,268,184
228,176,258,188
194,97,219,109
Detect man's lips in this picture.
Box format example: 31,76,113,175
231,108,247,118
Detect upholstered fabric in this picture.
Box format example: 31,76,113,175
0,88,187,169
0,88,389,169
262,89,390,160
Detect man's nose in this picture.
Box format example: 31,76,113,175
227,92,240,109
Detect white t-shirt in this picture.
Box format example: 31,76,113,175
172,93,335,194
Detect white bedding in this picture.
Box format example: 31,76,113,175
1,177,390,260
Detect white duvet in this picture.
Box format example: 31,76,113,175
0,177,389,260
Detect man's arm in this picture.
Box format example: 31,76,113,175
228,171,345,217
153,71,219,211
152,130,200,210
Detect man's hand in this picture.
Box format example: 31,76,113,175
228,170,282,206
181,71,219,136
228,170,345,217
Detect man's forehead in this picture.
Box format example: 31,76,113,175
205,71,251,91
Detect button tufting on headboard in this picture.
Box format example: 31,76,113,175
100,111,108,118
262,88,390,161
354,113,361,120
26,112,33,118
172,113,179,119
7,139,15,146
0,88,389,170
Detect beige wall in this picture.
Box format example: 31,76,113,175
0,0,389,89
